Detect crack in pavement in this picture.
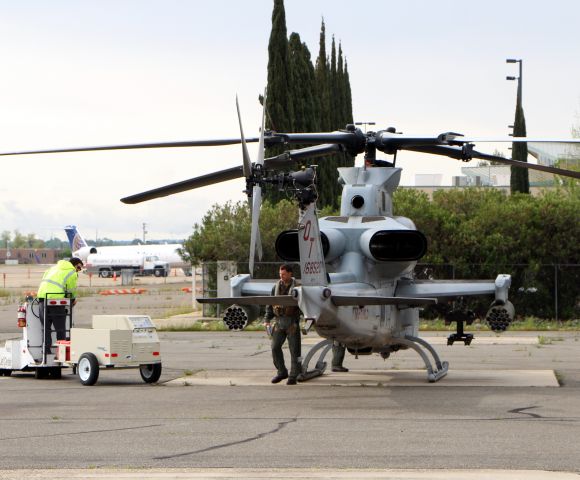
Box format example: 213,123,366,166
0,423,162,441
247,350,269,357
508,405,543,418
153,418,297,460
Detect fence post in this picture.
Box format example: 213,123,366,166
554,264,558,323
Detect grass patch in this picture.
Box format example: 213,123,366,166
420,317,580,331
0,289,11,298
159,320,228,332
75,288,101,298
156,306,195,319
537,335,552,345
158,319,272,332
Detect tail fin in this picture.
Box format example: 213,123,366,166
297,203,328,286
64,225,88,252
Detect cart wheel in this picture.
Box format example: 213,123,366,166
78,353,100,386
35,368,49,379
72,365,77,375
139,363,162,383
49,367,62,379
0,369,12,377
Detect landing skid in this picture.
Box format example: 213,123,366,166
399,335,449,382
297,339,332,382
298,336,448,383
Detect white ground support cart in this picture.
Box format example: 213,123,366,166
0,297,162,386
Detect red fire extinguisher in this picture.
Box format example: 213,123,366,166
17,305,26,328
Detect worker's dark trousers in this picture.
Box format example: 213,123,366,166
332,343,346,368
271,316,302,379
38,301,67,354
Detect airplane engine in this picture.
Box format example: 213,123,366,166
485,300,515,332
359,229,427,262
222,304,260,331
275,229,346,262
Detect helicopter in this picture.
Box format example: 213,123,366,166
2,96,579,382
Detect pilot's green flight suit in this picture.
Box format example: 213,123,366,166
264,278,302,382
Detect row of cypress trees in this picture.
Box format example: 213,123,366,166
265,0,354,209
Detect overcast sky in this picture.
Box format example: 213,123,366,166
1,0,579,242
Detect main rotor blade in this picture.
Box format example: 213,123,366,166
121,145,343,205
235,95,252,178
0,139,260,157
265,143,344,167
376,131,580,152
271,130,365,154
406,145,580,179
121,165,243,204
460,137,580,144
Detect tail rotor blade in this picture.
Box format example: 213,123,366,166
249,90,267,276
257,89,267,166
235,95,252,179
249,185,262,276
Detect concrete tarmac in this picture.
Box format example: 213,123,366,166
1,329,580,478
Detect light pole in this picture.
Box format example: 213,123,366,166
506,58,522,105
355,121,376,133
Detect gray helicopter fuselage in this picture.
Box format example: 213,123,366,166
309,166,423,350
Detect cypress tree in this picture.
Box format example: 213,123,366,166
288,33,318,133
266,0,293,134
330,36,339,128
344,59,353,125
315,19,331,131
264,0,294,204
263,3,354,209
510,84,530,193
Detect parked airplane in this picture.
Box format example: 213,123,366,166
64,225,191,275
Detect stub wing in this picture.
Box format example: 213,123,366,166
396,280,497,300
331,295,436,307
198,295,297,306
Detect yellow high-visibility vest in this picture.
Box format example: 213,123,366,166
37,260,79,300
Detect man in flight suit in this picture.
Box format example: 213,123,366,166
264,264,301,385
37,257,83,356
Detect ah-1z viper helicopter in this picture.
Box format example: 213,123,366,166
3,95,579,382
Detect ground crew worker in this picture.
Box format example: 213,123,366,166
37,257,83,355
264,264,301,385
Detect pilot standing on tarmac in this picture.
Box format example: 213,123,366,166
264,263,302,385
37,257,83,355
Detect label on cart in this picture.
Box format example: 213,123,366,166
128,316,155,329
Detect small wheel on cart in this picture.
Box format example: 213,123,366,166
139,363,162,383
0,369,12,377
78,353,100,386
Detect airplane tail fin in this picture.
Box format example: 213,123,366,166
64,225,88,252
